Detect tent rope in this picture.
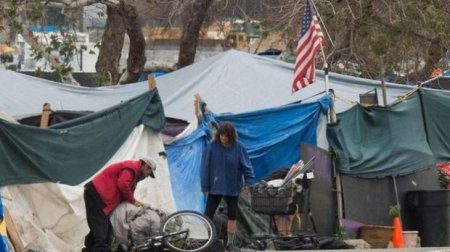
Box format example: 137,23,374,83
397,86,421,101
334,95,358,106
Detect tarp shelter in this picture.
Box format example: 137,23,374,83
166,96,331,211
153,50,449,239
154,50,415,121
0,91,164,186
328,88,450,178
155,49,419,214
0,50,415,121
0,78,176,251
326,86,450,239
0,50,416,159
0,71,149,119
0,49,439,247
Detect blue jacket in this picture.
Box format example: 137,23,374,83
201,140,255,196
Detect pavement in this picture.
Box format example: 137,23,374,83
236,245,450,252
259,248,450,252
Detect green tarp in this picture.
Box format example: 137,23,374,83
421,88,450,161
327,91,436,178
0,89,165,186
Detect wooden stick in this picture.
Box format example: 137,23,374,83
148,75,156,90
39,103,51,128
194,94,201,119
4,207,24,252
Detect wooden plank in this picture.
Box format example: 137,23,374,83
4,206,24,252
39,103,51,128
148,75,156,90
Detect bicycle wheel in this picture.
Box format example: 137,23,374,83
160,210,215,252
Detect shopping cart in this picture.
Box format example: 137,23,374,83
249,157,318,249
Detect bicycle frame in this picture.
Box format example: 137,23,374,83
131,230,190,252
120,210,215,252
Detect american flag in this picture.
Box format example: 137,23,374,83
292,0,324,93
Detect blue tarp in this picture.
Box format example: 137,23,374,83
31,26,61,33
138,72,167,82
165,95,331,211
0,193,8,252
215,96,331,181
165,127,209,212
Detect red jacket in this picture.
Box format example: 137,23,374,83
92,160,142,215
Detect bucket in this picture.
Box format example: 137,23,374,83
403,231,420,248
359,225,394,248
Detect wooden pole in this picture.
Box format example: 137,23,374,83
39,103,51,128
4,207,24,252
380,57,401,213
380,58,388,106
194,93,202,119
329,90,343,227
147,75,156,90
320,47,329,94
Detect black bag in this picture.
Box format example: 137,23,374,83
273,236,350,250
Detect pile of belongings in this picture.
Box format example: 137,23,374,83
110,202,168,246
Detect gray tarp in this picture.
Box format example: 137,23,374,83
156,50,414,120
0,50,414,121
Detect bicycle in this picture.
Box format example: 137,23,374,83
118,210,216,252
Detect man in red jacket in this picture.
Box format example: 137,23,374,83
82,158,157,252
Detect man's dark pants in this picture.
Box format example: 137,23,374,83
83,182,112,252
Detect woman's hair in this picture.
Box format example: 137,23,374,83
214,121,237,143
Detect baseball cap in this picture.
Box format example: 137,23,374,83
141,158,156,178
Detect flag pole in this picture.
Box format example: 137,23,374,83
312,0,344,229
324,51,344,228
312,0,331,94
320,47,329,94
310,0,335,49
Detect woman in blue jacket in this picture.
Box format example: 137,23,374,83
201,121,255,251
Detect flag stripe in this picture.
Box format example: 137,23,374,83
292,0,324,93
294,21,322,87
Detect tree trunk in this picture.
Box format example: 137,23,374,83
95,5,126,85
120,2,147,84
422,37,445,80
177,0,213,69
